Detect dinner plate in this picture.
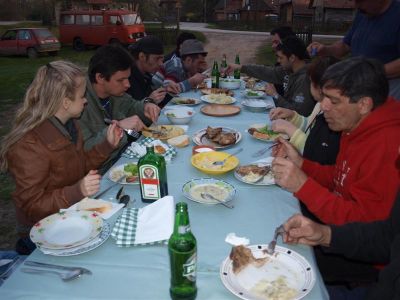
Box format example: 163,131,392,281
220,244,316,300
241,100,274,113
30,211,103,250
142,125,185,140
171,97,201,106
247,123,284,142
109,163,139,185
200,88,234,96
234,157,275,186
182,178,236,205
37,221,111,256
200,95,236,105
192,127,242,149
242,89,265,99
201,104,241,117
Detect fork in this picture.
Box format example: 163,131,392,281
267,225,285,255
104,118,141,139
24,261,92,275
251,142,279,158
212,148,243,166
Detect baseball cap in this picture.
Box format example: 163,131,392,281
180,39,208,56
129,36,164,55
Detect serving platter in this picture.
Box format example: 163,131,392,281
220,244,316,300
201,104,241,117
200,95,236,105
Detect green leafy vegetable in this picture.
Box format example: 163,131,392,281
247,91,259,96
167,113,176,117
124,163,138,175
257,125,279,136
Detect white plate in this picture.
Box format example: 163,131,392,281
30,211,103,250
37,221,111,256
242,89,265,99
220,244,316,300
109,163,139,185
234,157,275,186
200,95,236,105
192,127,242,149
241,100,274,113
171,97,201,106
182,178,236,205
247,123,284,142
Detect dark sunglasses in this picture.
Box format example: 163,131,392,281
116,187,130,208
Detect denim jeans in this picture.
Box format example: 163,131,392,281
327,285,369,300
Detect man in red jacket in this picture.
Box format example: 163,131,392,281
272,57,400,285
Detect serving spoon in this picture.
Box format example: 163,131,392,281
21,268,83,282
200,192,234,209
212,148,243,166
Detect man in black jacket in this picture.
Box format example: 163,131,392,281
282,147,400,299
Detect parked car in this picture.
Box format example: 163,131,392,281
0,28,60,58
59,9,146,51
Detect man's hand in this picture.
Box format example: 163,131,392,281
165,82,181,95
225,63,241,75
307,42,325,56
264,83,278,97
188,73,208,88
79,170,101,197
149,87,167,104
283,214,332,247
271,119,297,137
271,156,307,193
144,103,160,123
270,107,295,120
118,115,145,132
274,137,303,166
106,122,123,148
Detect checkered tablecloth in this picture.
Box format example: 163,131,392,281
122,137,177,161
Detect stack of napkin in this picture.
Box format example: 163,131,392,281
111,195,174,247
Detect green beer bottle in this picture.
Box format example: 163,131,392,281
168,202,197,300
220,54,227,78
138,145,168,203
211,60,220,88
234,54,241,79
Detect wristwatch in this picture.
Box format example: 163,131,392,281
143,98,155,104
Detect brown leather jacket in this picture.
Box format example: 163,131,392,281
7,118,114,236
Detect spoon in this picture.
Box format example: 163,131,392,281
200,192,234,209
212,148,243,166
21,268,83,282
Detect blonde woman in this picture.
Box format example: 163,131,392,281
0,61,122,254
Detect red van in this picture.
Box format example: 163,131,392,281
59,9,146,50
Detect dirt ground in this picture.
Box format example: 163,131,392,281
0,32,267,251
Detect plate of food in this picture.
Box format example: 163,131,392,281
241,100,274,113
193,126,242,149
201,104,241,117
171,97,201,106
219,78,242,90
142,125,185,140
247,123,282,142
220,244,316,300
200,88,234,96
109,162,139,184
234,157,274,185
200,94,236,105
242,89,265,99
182,178,236,205
191,151,240,175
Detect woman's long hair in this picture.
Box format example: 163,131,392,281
0,61,84,171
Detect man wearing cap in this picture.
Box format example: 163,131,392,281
152,39,208,93
127,36,168,105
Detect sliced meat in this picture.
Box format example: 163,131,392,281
218,132,237,145
206,126,222,139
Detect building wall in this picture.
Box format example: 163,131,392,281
324,8,354,23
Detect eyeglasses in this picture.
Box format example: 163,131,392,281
116,187,132,208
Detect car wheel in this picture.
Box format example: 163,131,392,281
73,38,85,51
27,48,38,59
48,51,58,56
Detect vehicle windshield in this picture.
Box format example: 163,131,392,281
121,14,142,25
33,29,53,38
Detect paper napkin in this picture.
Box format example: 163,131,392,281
111,195,174,247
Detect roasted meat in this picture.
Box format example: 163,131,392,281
206,126,222,139
230,245,268,274
218,132,237,145
236,165,271,177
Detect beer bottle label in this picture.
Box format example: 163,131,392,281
178,225,190,234
182,252,197,282
139,164,160,200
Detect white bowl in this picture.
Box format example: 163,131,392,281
241,99,274,112
219,78,241,90
164,107,195,124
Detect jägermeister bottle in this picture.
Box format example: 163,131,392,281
169,202,197,300
138,145,168,203
234,54,241,79
220,54,227,78
211,61,219,88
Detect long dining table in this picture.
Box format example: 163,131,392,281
0,87,329,300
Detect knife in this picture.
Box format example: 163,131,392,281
93,174,126,199
24,261,92,275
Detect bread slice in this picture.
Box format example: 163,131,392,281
77,197,112,214
167,134,189,148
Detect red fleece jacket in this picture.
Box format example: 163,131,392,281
295,98,400,225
